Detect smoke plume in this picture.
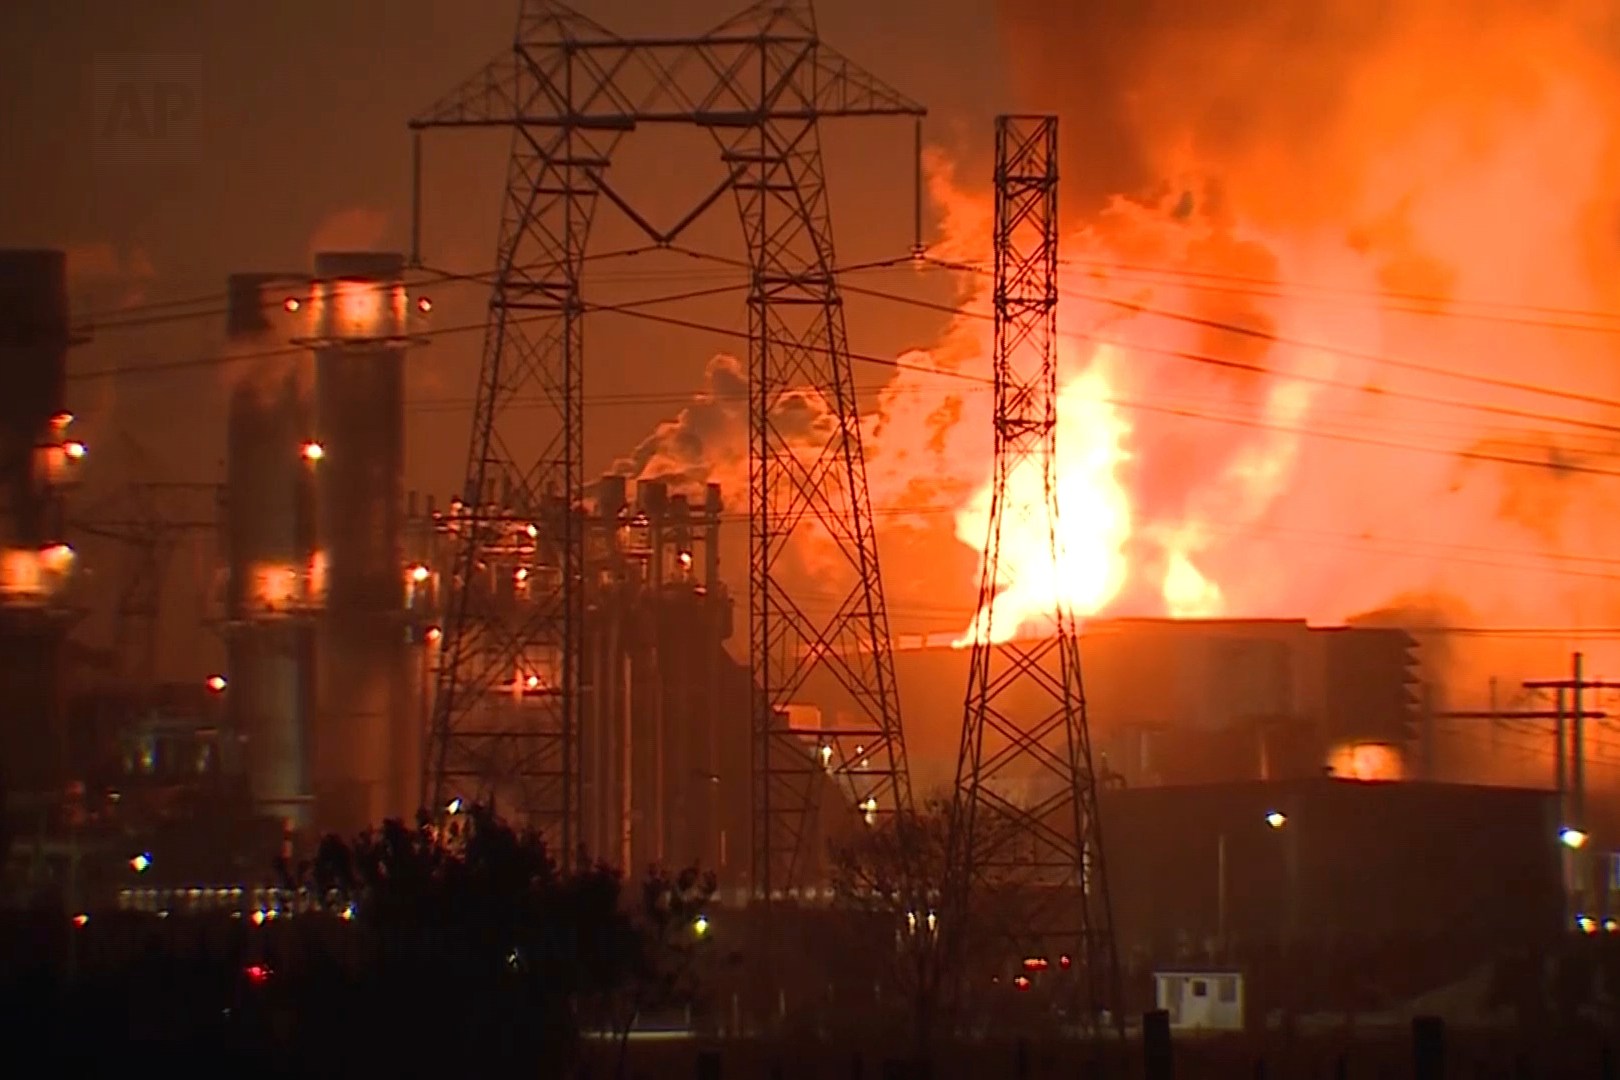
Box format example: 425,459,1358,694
614,353,747,495
853,0,1620,653
619,0,1620,678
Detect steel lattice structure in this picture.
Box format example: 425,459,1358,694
948,116,1120,1025
412,0,916,890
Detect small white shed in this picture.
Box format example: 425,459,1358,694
1153,969,1245,1032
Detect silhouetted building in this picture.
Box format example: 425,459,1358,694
1099,776,1563,955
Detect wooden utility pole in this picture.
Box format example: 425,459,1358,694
1523,652,1620,922
1524,652,1620,828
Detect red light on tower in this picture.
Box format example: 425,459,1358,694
1013,975,1032,992
1059,954,1072,970
244,963,273,985
1021,956,1049,972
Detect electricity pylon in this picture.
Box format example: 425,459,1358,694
947,115,1120,1030
410,0,917,893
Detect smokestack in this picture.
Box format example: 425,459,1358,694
0,249,78,810
597,474,627,519
223,271,317,831
0,250,71,547
704,483,723,590
307,250,412,832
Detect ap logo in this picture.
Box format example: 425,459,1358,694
91,55,201,166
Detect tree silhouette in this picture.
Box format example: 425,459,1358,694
282,805,714,1077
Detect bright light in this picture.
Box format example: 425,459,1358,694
1265,811,1287,829
1022,957,1049,971
341,904,355,921
251,910,266,926
818,745,832,768
283,297,301,313
860,795,879,825
446,797,463,815
679,551,693,570
1577,915,1598,935
925,911,937,934
206,675,228,693
693,914,710,937
1059,954,1072,970
905,911,918,934
41,543,74,569
51,412,73,429
525,674,540,690
1560,827,1589,850
525,523,538,539
63,441,86,460
71,913,88,927
129,853,151,873
409,564,430,583
301,441,324,462
426,626,443,644
416,296,433,313
244,963,273,984
514,567,529,583
1013,975,1032,991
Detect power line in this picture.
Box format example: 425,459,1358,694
1052,255,1620,334
899,258,1620,423
590,300,1620,483
71,245,932,332
70,270,1620,492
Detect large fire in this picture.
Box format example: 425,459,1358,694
858,0,1620,650
618,1,1620,695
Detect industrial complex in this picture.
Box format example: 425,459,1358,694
2,2,1613,1044
0,245,1596,919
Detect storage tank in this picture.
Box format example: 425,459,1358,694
307,251,411,832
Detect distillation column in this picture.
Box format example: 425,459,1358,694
222,272,317,830
306,252,412,833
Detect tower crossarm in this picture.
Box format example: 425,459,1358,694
409,25,923,133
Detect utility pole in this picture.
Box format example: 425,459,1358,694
1522,652,1620,923
1524,653,1620,829
1430,705,1607,801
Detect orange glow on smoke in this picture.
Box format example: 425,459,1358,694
853,12,1620,649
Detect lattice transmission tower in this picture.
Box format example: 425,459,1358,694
411,0,917,885
948,116,1119,1025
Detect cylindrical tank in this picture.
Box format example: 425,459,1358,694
0,249,69,548
309,251,411,833
0,250,74,811
223,271,316,830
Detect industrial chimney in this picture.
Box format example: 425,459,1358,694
304,252,414,832
0,249,81,818
221,271,317,831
